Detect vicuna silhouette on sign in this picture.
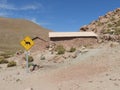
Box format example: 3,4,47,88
24,40,31,45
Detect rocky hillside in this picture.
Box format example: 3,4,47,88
0,17,51,52
80,8,120,41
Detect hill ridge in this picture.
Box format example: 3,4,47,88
0,17,51,52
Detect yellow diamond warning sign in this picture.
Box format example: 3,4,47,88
20,36,34,50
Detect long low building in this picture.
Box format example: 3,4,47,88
49,32,98,48
49,32,98,38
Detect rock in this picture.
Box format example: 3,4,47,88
105,73,109,76
52,55,64,63
114,83,119,86
116,8,120,12
48,48,52,51
103,34,110,41
29,65,33,71
81,46,86,50
53,57,64,63
88,81,93,83
0,66,2,69
80,49,89,54
98,39,103,43
80,25,89,31
30,64,40,72
16,79,21,82
24,88,33,90
110,42,119,47
40,54,46,60
75,50,81,56
62,53,70,59
71,54,77,58
16,72,20,75
101,34,120,42
21,63,26,68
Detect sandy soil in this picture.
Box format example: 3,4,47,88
0,42,120,90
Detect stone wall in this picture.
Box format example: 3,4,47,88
50,37,97,49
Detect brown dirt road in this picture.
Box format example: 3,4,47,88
0,42,120,90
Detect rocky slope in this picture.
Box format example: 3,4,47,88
80,8,120,41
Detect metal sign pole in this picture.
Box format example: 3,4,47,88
20,36,34,73
26,51,29,73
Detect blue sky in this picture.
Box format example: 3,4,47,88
0,0,120,32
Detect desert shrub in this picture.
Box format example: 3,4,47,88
115,20,120,27
110,17,115,21
40,54,45,60
114,28,120,35
55,45,65,55
107,24,113,27
28,63,34,67
28,56,34,62
7,61,16,67
0,53,12,58
0,56,8,64
69,47,76,52
102,29,113,34
97,21,102,26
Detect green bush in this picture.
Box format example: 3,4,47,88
69,47,76,52
0,56,8,64
7,61,16,67
55,45,65,55
28,56,34,62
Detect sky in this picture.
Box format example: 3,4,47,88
0,0,120,32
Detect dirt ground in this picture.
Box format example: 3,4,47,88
0,42,120,90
